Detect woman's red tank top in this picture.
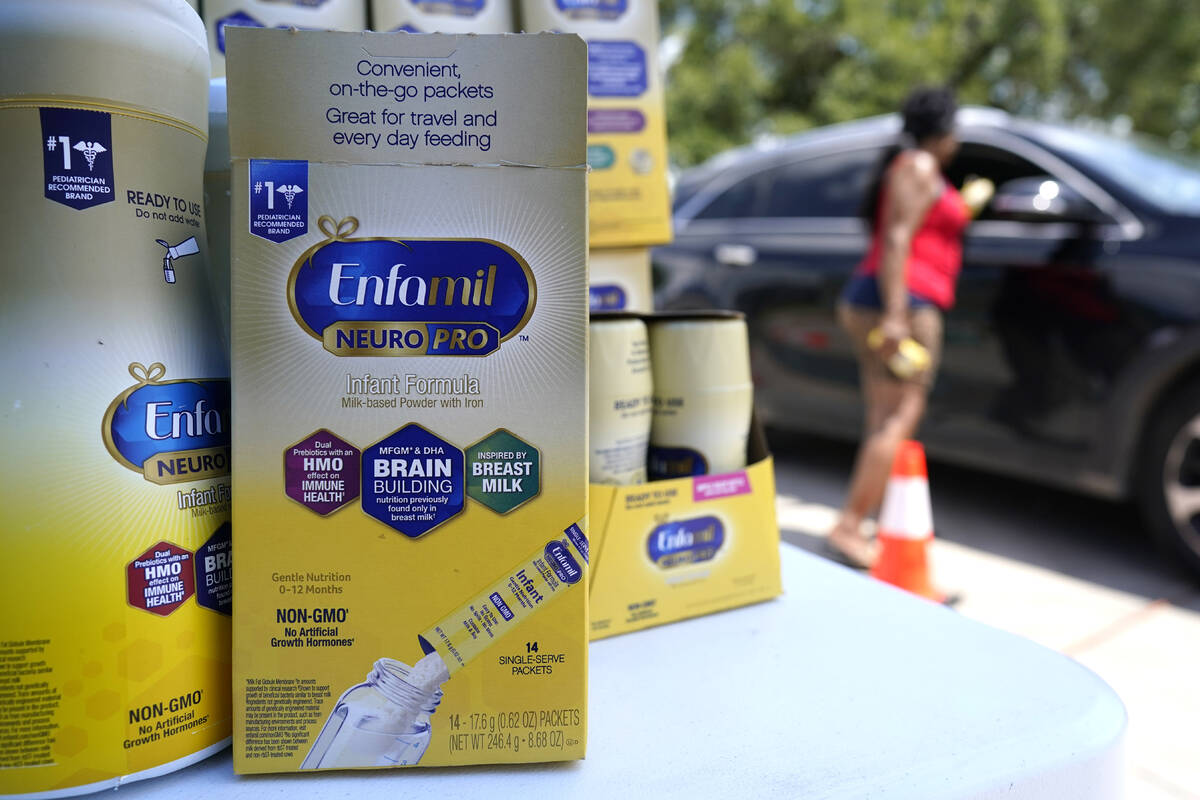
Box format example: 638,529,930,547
857,156,969,310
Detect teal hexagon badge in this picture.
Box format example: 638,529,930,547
466,429,541,515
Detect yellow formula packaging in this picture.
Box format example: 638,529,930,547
0,1,232,796
589,419,781,640
225,29,589,774
520,1,672,248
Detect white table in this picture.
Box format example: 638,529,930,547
112,544,1126,799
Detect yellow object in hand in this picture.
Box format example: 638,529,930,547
867,327,932,380
961,176,996,218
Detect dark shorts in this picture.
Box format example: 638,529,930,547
840,274,937,310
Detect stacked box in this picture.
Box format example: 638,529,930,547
520,0,672,251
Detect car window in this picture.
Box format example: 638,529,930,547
948,143,1107,222
761,149,881,218
672,179,702,213
1032,125,1200,216
693,173,761,220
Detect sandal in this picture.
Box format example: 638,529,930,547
822,537,877,571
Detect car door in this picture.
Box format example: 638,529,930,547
654,165,769,312
928,135,1133,482
731,146,886,435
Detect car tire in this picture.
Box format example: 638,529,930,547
1139,378,1200,578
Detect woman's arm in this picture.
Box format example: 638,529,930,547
876,151,942,354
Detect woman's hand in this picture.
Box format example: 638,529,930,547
876,311,911,359
961,175,995,218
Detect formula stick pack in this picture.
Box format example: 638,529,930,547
226,29,589,774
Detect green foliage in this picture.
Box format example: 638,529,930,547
660,0,1199,167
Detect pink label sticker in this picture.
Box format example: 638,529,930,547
692,471,751,502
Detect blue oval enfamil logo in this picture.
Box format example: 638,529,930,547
102,362,231,486
647,516,725,569
545,540,583,585
288,216,536,357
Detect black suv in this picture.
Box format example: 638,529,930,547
655,107,1200,576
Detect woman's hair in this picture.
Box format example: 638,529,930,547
901,86,958,141
861,86,958,222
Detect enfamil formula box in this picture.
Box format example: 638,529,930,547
225,29,589,773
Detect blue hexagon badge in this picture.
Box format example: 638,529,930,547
362,424,464,537
195,522,232,615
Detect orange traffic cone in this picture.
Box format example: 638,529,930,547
870,440,944,602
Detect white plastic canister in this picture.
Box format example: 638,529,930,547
205,78,232,351
648,313,754,479
589,248,653,313
203,0,367,76
0,1,232,796
590,315,653,484
371,0,513,32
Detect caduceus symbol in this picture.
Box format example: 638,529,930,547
73,140,107,171
276,183,303,209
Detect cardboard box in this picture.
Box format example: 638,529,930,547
227,29,589,773
520,1,673,248
588,417,782,639
589,247,653,313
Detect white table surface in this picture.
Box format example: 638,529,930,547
109,544,1126,799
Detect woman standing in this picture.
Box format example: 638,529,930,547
826,87,989,568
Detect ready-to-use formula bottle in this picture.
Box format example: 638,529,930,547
203,0,367,76
590,315,652,484
0,1,232,796
370,0,513,33
648,313,754,479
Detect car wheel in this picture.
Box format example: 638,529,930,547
1139,378,1200,577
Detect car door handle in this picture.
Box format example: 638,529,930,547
714,243,758,268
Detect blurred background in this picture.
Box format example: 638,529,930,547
648,4,1200,796
659,0,1200,168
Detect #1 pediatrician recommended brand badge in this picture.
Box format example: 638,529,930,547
40,107,115,211
250,159,308,242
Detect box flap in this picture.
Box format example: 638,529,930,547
226,29,587,168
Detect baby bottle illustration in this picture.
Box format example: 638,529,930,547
300,656,446,769
300,521,588,769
